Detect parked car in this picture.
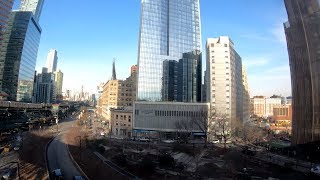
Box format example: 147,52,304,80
211,139,220,144
162,139,175,143
311,165,320,176
51,169,64,179
2,170,12,180
73,176,84,180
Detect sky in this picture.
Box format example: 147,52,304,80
13,0,291,97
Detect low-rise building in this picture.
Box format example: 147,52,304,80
133,102,210,139
110,107,133,138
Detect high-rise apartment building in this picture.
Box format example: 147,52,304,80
284,0,320,144
0,11,42,102
46,49,58,73
242,66,250,123
34,67,55,103
0,0,14,42
137,0,202,102
20,0,44,23
206,36,243,124
54,70,63,95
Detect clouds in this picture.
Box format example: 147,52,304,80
247,64,291,96
243,57,270,68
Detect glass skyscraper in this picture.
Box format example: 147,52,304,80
0,0,14,42
0,0,44,102
0,11,42,102
137,0,202,101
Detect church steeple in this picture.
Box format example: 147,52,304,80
111,58,117,80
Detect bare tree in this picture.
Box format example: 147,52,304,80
175,120,193,143
207,113,232,149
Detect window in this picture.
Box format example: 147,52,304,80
224,44,228,47
116,115,118,119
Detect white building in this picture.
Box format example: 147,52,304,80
46,49,58,73
265,97,282,117
206,36,244,124
133,102,210,139
242,66,250,123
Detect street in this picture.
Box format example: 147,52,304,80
47,117,84,179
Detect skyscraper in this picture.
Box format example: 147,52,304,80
55,69,63,96
242,66,250,123
0,0,44,102
46,49,58,73
284,0,320,144
0,0,14,42
20,0,44,23
206,36,243,123
137,0,202,102
111,59,117,80
162,50,202,102
34,67,55,103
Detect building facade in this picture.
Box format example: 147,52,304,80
137,0,202,101
110,107,133,138
0,0,14,43
19,0,44,23
242,66,250,123
54,70,63,96
133,102,209,139
206,36,243,124
0,11,42,102
265,97,282,117
284,0,320,144
162,50,202,102
251,96,266,117
100,68,136,120
46,49,58,73
34,68,55,103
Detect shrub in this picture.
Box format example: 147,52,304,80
112,154,127,166
141,156,156,173
158,152,175,168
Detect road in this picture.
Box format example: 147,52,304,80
47,117,84,179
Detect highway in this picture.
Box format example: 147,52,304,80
47,117,84,179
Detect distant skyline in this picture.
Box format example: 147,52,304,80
13,0,290,96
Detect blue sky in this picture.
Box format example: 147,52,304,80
13,0,290,96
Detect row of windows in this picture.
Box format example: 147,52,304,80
154,110,207,118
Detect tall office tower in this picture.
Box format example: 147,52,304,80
206,36,243,124
284,0,320,144
34,67,55,103
46,49,58,73
111,59,117,80
162,50,202,102
137,0,202,102
242,66,250,123
0,0,14,43
54,70,63,95
20,0,44,23
0,11,42,102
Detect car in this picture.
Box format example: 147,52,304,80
311,165,320,176
2,170,12,180
13,146,20,151
162,139,175,143
51,169,64,179
73,176,84,180
211,139,220,144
